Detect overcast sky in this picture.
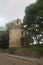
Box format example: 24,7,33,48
0,0,36,27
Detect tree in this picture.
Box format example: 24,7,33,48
23,3,38,26
0,31,9,48
5,20,15,31
23,0,43,45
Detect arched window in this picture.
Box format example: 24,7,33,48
22,31,23,35
17,21,18,24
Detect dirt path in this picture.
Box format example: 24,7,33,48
0,53,43,65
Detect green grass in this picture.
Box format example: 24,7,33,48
18,47,43,56
17,44,43,56
8,47,43,56
2,44,43,56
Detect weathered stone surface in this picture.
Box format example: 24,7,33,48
14,50,40,58
9,19,25,47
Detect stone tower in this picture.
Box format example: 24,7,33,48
9,18,25,47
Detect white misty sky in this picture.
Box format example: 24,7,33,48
0,0,36,27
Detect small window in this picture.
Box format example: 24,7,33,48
22,31,23,35
17,21,18,24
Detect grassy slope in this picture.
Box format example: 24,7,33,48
2,44,43,56
19,44,43,56
20,47,43,55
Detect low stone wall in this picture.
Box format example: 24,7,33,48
14,50,40,58
4,49,41,58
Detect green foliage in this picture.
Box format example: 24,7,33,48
0,19,15,49
23,3,38,25
5,20,15,31
0,31,9,49
23,0,43,25
23,0,43,45
37,0,43,3
36,10,43,17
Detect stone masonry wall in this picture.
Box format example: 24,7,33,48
9,29,22,47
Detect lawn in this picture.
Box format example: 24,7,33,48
17,44,43,56
19,47,43,55
2,44,43,56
